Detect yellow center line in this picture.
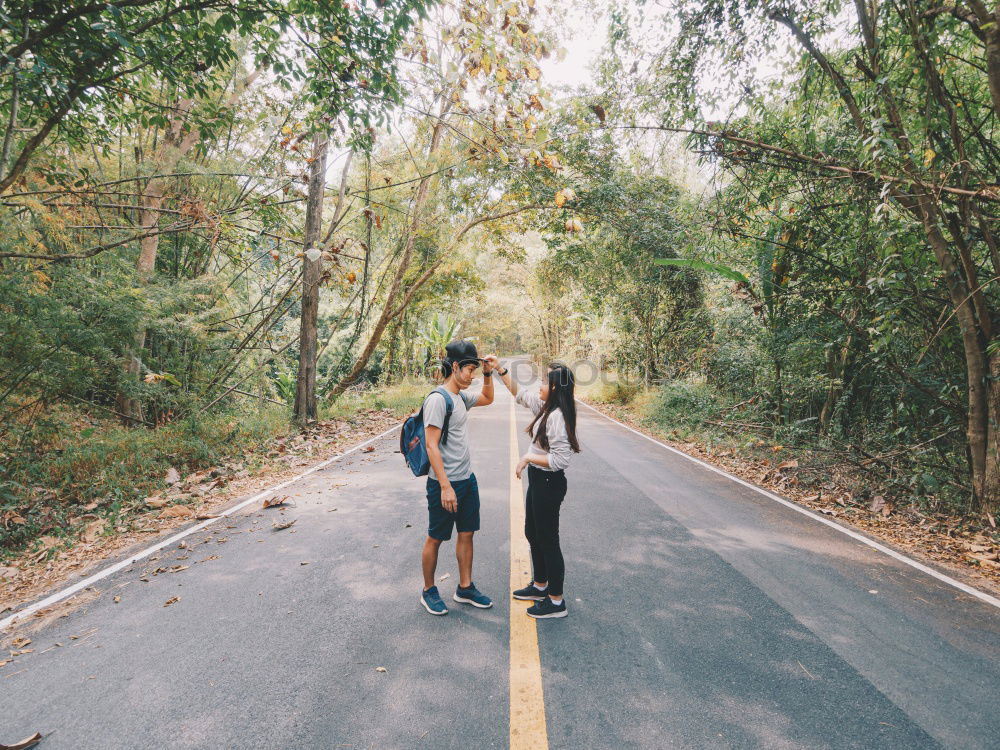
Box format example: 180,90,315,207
509,393,549,749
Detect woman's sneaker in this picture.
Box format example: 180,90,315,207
512,583,547,601
421,586,449,615
527,596,567,619
453,582,493,608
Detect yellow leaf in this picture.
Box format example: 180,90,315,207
555,190,566,207
525,66,540,81
31,270,51,293
281,125,292,135
923,148,935,167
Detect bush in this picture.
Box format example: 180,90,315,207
594,380,643,405
645,381,725,430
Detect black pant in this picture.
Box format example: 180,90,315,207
524,465,567,597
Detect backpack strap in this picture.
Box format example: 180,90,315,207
418,387,455,446
433,386,455,446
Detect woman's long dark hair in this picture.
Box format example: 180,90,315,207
527,363,581,453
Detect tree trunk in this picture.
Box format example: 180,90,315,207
115,71,259,424
820,313,857,435
383,312,404,386
325,103,454,399
293,135,329,424
916,198,997,512
115,100,197,424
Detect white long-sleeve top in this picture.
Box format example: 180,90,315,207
516,389,574,471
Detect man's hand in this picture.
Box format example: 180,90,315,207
515,456,529,479
483,354,498,373
441,484,458,513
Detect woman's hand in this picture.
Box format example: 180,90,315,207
515,456,529,479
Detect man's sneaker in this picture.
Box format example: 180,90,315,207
527,596,567,619
421,586,448,615
453,582,494,609
512,583,547,601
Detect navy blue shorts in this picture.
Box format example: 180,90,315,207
426,473,480,541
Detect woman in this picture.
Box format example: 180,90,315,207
496,361,581,619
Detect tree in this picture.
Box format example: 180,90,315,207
643,0,1000,512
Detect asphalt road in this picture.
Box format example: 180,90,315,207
3,373,1000,749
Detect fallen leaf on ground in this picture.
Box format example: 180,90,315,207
195,512,219,520
776,460,798,471
158,506,195,519
144,496,168,509
438,573,450,581
113,596,121,603
168,565,189,573
165,467,181,485
0,731,42,750
363,445,375,453
163,596,180,607
263,495,290,508
11,637,30,649
0,566,19,578
375,666,387,673
81,519,104,543
272,519,296,531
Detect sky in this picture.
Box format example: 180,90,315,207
535,0,609,89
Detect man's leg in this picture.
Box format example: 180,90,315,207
456,531,474,588
422,536,443,590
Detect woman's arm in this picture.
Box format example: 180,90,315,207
489,357,517,397
515,451,549,478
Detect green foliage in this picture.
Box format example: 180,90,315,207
0,405,291,560
0,260,143,412
654,257,749,285
646,381,726,431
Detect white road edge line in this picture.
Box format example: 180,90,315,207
576,399,1000,611
1,423,403,632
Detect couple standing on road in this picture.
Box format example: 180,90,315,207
419,340,581,620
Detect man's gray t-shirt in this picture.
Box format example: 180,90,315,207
423,388,479,482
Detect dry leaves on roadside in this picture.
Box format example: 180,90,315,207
144,496,168,509
272,519,296,531
163,596,179,607
263,495,291,509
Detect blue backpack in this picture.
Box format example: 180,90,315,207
400,387,454,477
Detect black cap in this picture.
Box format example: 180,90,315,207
445,339,481,366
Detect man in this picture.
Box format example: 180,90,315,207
420,340,498,615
